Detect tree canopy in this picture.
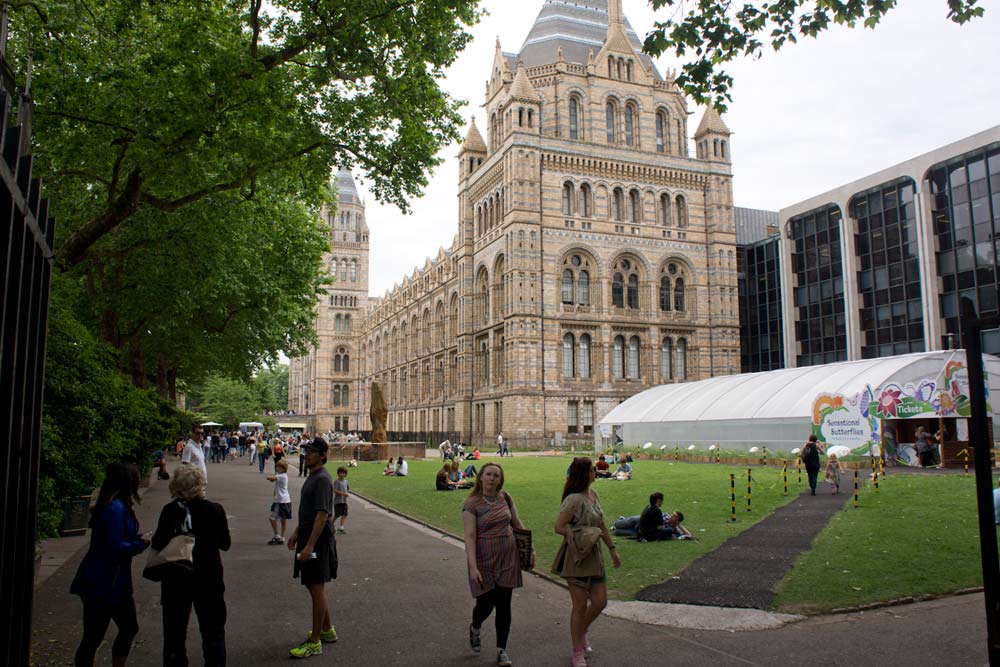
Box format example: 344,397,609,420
10,0,483,268
643,0,985,110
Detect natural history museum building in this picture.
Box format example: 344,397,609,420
289,0,740,443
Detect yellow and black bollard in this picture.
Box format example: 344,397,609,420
674,445,678,462
763,446,768,467
854,468,859,508
730,474,738,520
716,448,720,465
797,457,802,485
746,468,752,512
874,470,879,494
783,461,788,496
879,453,885,479
964,450,970,477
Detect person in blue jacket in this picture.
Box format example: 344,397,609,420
70,462,150,666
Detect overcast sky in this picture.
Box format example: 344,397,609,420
355,0,1000,298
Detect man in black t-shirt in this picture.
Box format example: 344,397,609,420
288,438,337,658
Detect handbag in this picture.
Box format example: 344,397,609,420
502,492,533,570
142,501,195,582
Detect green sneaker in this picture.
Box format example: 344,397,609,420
289,639,322,659
303,627,337,644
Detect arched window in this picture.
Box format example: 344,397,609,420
655,111,666,153
661,338,674,380
334,355,342,372
713,139,719,156
675,196,687,228
562,182,574,216
617,58,623,80
677,338,688,380
612,272,624,308
628,336,640,379
721,140,727,158
624,105,635,146
578,270,590,305
628,189,640,223
335,314,342,331
627,274,639,309
569,97,580,139
659,193,671,226
626,60,634,81
659,276,672,311
676,118,684,155
562,333,575,378
606,102,616,143
478,271,489,321
344,314,351,330
613,336,625,379
612,188,624,221
578,334,591,379
518,108,524,127
562,269,575,304
450,294,459,339
579,184,591,218
343,354,350,373
333,385,341,407
527,109,533,128
674,277,685,312
608,56,615,78
331,260,338,280
342,385,349,407
340,259,348,278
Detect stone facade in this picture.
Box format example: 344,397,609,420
289,0,739,443
288,170,371,432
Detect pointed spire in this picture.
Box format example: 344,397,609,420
462,116,487,153
695,106,731,137
509,61,540,102
608,0,624,26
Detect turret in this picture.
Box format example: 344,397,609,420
694,106,732,163
507,61,541,136
458,117,487,181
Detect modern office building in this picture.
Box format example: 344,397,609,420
779,125,1000,367
735,207,784,373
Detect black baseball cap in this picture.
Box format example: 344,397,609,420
302,437,328,454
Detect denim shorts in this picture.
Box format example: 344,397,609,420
270,502,292,520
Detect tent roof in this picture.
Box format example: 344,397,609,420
600,350,1000,426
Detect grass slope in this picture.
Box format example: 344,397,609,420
340,456,801,600
774,473,989,613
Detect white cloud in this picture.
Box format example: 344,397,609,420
355,0,1000,296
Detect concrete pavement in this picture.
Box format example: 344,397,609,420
32,458,989,666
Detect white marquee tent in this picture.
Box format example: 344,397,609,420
598,351,1000,452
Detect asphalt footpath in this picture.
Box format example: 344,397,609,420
637,487,849,609
32,459,988,666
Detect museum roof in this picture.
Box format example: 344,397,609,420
518,0,662,80
335,168,360,204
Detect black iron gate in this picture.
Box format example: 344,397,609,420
0,16,56,665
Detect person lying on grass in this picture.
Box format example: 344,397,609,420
637,493,693,542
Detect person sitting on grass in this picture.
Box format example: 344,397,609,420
613,459,632,481
437,464,458,491
394,456,409,477
450,461,474,489
383,458,396,476
594,456,612,479
637,493,693,542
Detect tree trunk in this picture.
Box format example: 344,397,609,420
129,343,146,389
168,367,178,405
155,358,169,399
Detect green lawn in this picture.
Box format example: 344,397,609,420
773,472,991,613
339,456,801,600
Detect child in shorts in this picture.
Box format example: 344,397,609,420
266,459,292,544
333,467,349,534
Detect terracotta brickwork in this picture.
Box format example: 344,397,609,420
290,0,739,443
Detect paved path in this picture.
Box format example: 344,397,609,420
32,460,988,666
637,487,850,609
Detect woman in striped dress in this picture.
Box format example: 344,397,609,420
463,462,535,667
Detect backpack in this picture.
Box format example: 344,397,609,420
800,443,812,462
264,445,272,459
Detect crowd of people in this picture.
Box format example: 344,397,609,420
71,425,343,665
